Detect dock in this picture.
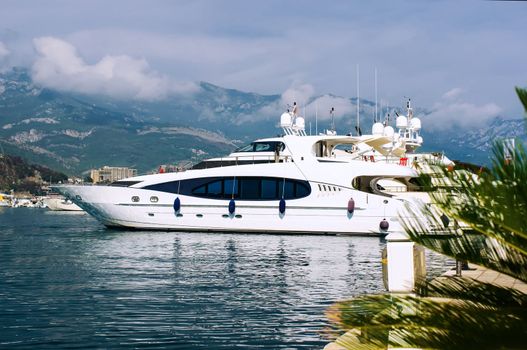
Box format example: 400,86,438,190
324,263,526,350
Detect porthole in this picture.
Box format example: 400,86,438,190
150,196,159,203
383,199,389,204
222,214,229,218
235,214,242,219
176,213,183,217
148,213,154,217
196,214,203,218
131,196,140,202
75,195,82,201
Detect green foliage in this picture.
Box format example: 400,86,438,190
326,88,527,349
0,154,68,193
516,86,527,113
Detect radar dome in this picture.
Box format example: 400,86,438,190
280,113,292,127
383,125,394,138
372,122,384,136
295,117,305,130
396,116,408,129
410,117,421,130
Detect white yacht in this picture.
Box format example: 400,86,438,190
55,101,450,235
43,194,84,211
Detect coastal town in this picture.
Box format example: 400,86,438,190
0,157,137,208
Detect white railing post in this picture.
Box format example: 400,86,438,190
385,231,417,293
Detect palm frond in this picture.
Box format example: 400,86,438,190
325,89,527,349
516,86,527,113
400,140,527,281
327,287,527,350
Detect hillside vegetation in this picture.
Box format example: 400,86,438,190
0,154,68,194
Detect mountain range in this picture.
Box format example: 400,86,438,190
0,67,524,175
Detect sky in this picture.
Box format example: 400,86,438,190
0,0,526,128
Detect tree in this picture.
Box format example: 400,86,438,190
325,88,527,349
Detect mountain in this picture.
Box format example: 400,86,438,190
0,67,524,175
0,68,237,174
0,153,68,194
420,117,526,165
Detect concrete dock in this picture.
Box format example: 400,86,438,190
324,264,526,350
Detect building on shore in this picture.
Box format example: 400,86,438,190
90,166,137,184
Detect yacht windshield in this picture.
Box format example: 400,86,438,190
236,141,285,153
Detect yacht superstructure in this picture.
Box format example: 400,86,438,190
55,100,449,235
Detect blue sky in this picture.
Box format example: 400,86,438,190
0,0,526,127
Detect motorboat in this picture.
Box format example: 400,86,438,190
55,101,450,235
0,193,12,207
43,194,83,211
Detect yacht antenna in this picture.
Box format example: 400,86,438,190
379,99,383,124
374,67,378,123
315,100,318,135
330,107,335,132
356,64,360,136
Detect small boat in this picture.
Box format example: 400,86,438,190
43,195,83,211
0,193,12,207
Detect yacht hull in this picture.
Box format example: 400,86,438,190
56,184,412,236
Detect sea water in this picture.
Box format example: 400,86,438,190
0,208,451,349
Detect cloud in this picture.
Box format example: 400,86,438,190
425,88,501,130
442,88,464,100
0,41,9,58
0,41,10,73
235,82,358,129
308,95,354,121
280,84,315,108
31,37,198,100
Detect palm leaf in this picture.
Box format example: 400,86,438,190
325,88,527,349
516,86,527,113
328,288,527,349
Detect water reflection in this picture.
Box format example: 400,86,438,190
0,209,451,349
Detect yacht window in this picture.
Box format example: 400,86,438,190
278,180,295,199
236,144,255,152
296,182,310,198
193,185,206,194
144,181,180,194
224,179,239,197
240,178,260,200
142,176,310,200
207,180,223,197
236,141,285,153
254,143,272,152
110,180,143,187
261,179,277,199
318,184,322,191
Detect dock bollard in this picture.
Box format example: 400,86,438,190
383,231,425,293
